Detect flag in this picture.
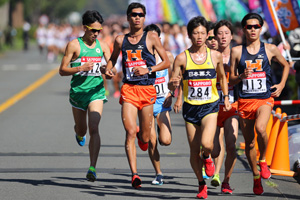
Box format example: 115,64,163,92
260,0,300,36
173,0,202,25
194,0,217,22
224,0,249,23
160,0,179,24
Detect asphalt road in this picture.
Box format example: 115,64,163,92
0,46,299,200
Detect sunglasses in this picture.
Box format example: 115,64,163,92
130,12,145,18
85,25,102,33
244,24,261,30
207,36,215,41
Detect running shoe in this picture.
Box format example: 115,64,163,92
202,167,209,180
253,174,264,195
203,156,215,177
136,126,148,151
86,166,97,182
196,185,208,199
221,182,233,194
113,90,120,98
152,174,164,185
258,161,271,179
211,174,221,187
132,174,142,189
75,134,86,146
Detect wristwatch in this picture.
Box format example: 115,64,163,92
148,67,152,75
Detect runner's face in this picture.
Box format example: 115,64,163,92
244,19,262,41
216,25,232,49
206,29,218,50
84,22,102,42
128,8,145,29
190,25,207,47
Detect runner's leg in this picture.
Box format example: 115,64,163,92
122,102,138,174
87,100,103,168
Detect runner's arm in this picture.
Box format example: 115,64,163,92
105,35,123,77
59,40,93,76
229,46,243,85
149,31,170,73
215,51,231,111
168,52,184,91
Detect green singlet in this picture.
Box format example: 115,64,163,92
69,37,107,110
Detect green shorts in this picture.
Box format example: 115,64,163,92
69,88,107,111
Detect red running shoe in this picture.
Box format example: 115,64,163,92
203,156,215,177
221,182,233,194
131,174,142,189
196,185,208,199
253,174,264,195
258,161,271,179
136,126,148,151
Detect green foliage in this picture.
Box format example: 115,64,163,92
23,0,87,22
0,0,9,7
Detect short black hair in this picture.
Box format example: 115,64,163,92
82,10,103,26
207,21,216,32
127,2,146,16
144,24,161,37
187,16,208,36
241,13,264,28
214,20,233,36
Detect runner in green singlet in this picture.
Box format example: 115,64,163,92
59,10,111,182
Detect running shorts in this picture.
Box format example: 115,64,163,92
238,97,274,119
119,83,156,110
69,88,107,111
153,97,172,117
182,100,219,126
217,102,238,127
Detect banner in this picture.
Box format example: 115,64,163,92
210,0,227,20
173,0,202,25
160,0,179,24
260,0,300,36
225,0,249,23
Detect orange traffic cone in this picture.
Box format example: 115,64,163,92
270,113,294,177
266,107,281,165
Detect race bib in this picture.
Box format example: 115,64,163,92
125,60,148,81
188,80,212,101
242,72,266,93
78,57,102,76
154,77,168,97
217,84,234,104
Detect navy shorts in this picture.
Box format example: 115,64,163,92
182,100,219,126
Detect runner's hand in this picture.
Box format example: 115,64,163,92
105,68,115,79
173,98,182,113
271,84,284,97
223,98,232,112
82,60,94,71
133,66,148,76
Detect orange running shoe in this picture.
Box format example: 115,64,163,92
196,185,208,199
131,174,142,189
258,161,271,179
202,156,215,177
136,126,148,151
221,182,233,194
253,174,264,195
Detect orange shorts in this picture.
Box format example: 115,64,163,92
238,97,274,119
119,83,156,110
217,102,238,127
